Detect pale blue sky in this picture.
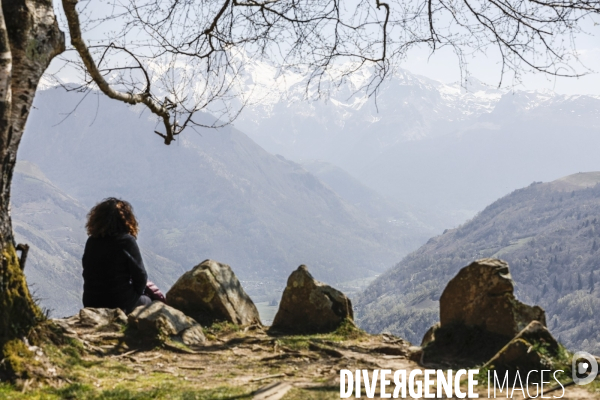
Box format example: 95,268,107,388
401,22,600,95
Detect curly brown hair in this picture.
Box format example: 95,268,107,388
86,198,139,238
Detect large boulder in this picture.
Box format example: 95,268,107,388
127,301,205,345
439,258,546,338
270,265,353,334
421,259,547,367
166,259,261,326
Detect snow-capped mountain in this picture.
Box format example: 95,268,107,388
233,63,600,229
234,61,505,162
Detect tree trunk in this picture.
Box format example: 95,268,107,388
0,0,64,355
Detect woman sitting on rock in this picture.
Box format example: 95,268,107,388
82,197,163,313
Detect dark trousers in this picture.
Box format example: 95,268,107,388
127,294,152,313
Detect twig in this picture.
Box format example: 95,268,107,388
251,373,285,382
177,365,207,370
111,349,139,358
129,354,163,363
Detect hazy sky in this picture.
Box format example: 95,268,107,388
401,22,600,95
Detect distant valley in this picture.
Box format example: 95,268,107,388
14,87,434,317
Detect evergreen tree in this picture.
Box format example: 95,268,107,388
578,273,583,290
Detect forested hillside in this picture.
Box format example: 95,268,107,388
356,172,600,355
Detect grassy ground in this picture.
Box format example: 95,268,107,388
0,319,377,399
1,317,598,400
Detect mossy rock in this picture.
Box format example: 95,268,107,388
421,322,511,368
127,301,205,346
483,321,562,381
440,258,546,338
0,243,45,380
1,339,37,379
270,265,353,334
0,244,44,344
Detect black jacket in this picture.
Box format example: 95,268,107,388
82,233,147,312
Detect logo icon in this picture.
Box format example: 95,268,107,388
572,351,598,385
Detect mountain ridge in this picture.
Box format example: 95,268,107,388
356,171,600,355
234,65,600,229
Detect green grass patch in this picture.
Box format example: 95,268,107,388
275,336,310,350
274,319,366,350
203,322,241,337
0,382,253,400
285,386,340,400
44,343,99,370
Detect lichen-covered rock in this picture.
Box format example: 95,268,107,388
166,259,261,326
420,322,439,347
408,346,424,363
270,265,353,334
512,321,559,353
421,259,548,367
485,338,546,375
484,322,559,377
79,308,127,328
180,325,206,346
439,258,546,338
127,301,205,345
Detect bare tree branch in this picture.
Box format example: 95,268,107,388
53,0,599,144
62,0,175,144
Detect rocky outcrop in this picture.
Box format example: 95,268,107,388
421,259,549,367
166,259,261,326
512,321,559,353
127,302,205,345
484,322,559,377
439,258,546,337
270,265,353,334
78,308,127,328
485,339,546,374
420,323,439,347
